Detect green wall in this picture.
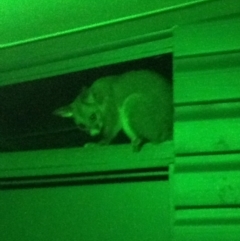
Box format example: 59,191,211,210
1,0,197,45
1,181,170,241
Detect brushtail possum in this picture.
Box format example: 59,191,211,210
54,70,172,151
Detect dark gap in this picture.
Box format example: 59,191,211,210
0,53,172,152
0,174,169,190
0,166,168,182
176,150,240,158
174,98,240,108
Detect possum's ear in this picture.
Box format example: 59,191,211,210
79,86,95,104
53,105,73,118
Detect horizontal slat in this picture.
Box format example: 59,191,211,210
174,208,240,241
175,68,240,103
175,118,240,154
176,102,240,121
174,51,240,103
176,208,240,225
175,102,240,154
1,0,239,85
175,153,240,173
174,154,240,207
0,181,171,241
0,33,172,87
174,16,240,56
0,168,168,190
175,50,240,73
0,141,173,178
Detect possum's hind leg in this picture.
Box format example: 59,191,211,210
121,93,171,151
120,94,148,151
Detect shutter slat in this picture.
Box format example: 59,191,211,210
175,17,240,57
174,154,240,207
174,13,240,240
175,102,240,154
175,208,240,241
175,51,240,103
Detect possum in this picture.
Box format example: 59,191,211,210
54,70,172,151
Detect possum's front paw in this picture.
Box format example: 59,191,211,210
131,138,144,152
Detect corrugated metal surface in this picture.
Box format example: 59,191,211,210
2,0,239,85
0,0,204,45
174,14,240,240
0,1,240,240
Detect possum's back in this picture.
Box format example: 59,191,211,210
111,70,171,107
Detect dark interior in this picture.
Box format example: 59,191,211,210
0,54,172,152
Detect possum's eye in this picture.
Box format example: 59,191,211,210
89,113,97,122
